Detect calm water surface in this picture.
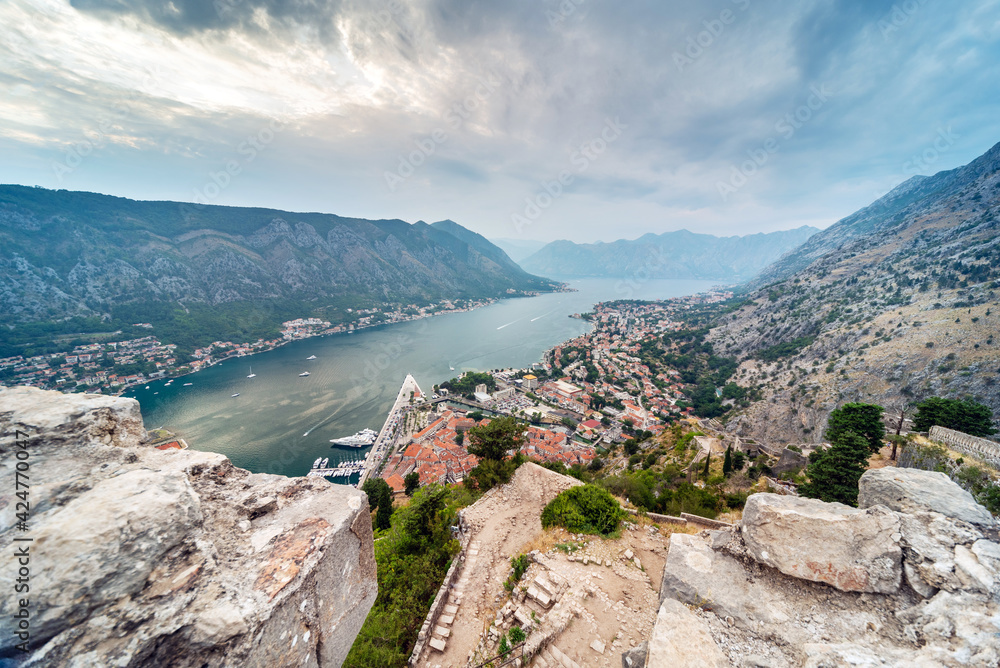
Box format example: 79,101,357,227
128,278,716,479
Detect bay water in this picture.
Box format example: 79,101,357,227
127,278,716,480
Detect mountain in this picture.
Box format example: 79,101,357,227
705,140,1000,444
0,186,558,348
488,238,550,263
518,227,819,281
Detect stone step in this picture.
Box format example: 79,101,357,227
439,614,455,626
444,604,459,615
429,637,447,653
433,625,451,639
549,644,580,668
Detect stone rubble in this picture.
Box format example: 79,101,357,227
638,464,1000,667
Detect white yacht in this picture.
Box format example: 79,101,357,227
298,371,310,377
247,365,256,379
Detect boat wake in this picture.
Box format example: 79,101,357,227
530,311,553,322
496,318,523,330
301,395,380,437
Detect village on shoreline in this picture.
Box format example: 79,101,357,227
0,296,507,395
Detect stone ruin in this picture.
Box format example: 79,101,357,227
638,466,1000,667
0,386,377,667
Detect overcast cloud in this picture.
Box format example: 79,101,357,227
1,0,998,242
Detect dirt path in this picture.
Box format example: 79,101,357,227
418,463,688,668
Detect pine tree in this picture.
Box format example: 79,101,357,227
723,444,733,476
825,403,886,454
799,432,870,506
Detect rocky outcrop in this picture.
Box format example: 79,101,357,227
652,465,1000,667
645,599,727,668
741,494,902,593
0,386,376,667
858,467,996,529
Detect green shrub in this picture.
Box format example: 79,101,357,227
541,485,627,536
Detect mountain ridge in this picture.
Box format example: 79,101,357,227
518,226,820,281
704,140,1000,445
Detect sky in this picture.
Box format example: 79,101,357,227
1,0,999,244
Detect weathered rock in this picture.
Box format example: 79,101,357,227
646,599,727,668
21,468,202,645
859,467,996,528
741,493,902,593
620,641,647,668
0,386,376,667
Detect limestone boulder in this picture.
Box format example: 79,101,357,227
646,599,727,668
858,467,995,529
0,386,377,667
740,493,902,593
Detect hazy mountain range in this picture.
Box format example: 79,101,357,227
706,140,1000,444
0,187,558,326
516,227,820,281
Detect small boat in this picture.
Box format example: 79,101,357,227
145,385,149,389
299,372,310,377
307,355,317,360
183,383,193,386
312,457,322,468
231,393,240,397
247,365,256,379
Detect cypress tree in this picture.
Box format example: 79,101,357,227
723,444,733,476
702,452,711,479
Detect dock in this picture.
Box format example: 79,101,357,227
357,373,422,487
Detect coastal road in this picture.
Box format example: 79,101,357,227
358,373,422,487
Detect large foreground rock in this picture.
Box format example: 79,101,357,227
741,493,902,593
645,599,727,668
0,386,377,667
859,467,996,528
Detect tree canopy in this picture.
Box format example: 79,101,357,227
361,477,394,531
799,432,870,506
913,397,997,437
465,416,527,462
825,402,885,454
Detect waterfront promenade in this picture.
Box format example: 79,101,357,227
357,373,422,487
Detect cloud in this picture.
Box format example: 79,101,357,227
69,0,345,38
1,0,998,244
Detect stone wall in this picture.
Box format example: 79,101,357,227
622,507,733,531
929,425,1000,469
0,386,377,667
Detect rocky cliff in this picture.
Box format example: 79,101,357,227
646,467,1000,667
0,386,376,667
707,140,1000,444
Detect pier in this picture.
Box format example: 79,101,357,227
357,373,422,487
